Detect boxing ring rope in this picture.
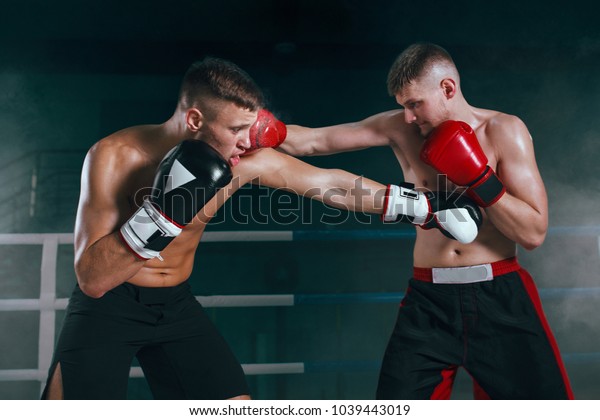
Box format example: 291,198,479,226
0,227,599,391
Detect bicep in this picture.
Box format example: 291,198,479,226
73,151,129,260
496,122,547,214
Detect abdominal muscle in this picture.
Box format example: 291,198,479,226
125,223,207,288
121,186,517,285
126,221,517,288
122,187,225,288
412,220,516,268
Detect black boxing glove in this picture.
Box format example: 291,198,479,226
120,140,232,260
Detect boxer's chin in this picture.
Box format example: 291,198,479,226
419,124,432,137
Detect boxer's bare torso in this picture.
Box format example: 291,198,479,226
383,109,517,267
283,106,547,268
76,124,387,289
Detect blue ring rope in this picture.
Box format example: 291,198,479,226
292,288,600,305
289,226,600,241
300,352,600,372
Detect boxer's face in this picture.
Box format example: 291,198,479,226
396,78,451,137
199,102,257,167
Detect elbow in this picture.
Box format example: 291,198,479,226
75,263,107,299
79,283,106,299
77,277,107,299
513,211,548,251
519,229,546,251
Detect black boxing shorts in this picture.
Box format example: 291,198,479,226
42,281,249,399
376,257,574,399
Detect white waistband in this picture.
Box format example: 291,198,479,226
432,263,494,284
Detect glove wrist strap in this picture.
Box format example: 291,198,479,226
382,183,430,224
119,199,183,260
467,166,506,207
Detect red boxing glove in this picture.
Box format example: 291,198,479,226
245,109,287,154
420,120,506,207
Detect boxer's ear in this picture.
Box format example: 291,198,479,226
186,108,203,132
440,78,456,99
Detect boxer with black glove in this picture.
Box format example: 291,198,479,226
120,140,232,260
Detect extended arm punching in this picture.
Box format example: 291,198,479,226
278,112,397,156
236,149,482,243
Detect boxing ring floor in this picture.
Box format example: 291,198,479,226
0,227,599,399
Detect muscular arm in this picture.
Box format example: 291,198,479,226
235,148,386,213
279,111,398,156
485,116,548,250
73,143,146,298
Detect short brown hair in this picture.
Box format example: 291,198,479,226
178,57,265,111
387,43,456,96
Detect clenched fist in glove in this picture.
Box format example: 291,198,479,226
246,109,287,154
383,183,482,244
420,120,506,207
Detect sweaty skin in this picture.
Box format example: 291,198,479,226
74,122,385,294
281,106,547,268
48,108,385,400
276,46,563,401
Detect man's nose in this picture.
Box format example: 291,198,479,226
404,109,417,124
239,134,251,149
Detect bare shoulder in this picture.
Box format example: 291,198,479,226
363,109,411,132
483,111,531,144
363,109,402,123
370,108,420,139
79,129,159,207
85,128,149,172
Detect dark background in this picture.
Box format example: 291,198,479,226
0,0,599,399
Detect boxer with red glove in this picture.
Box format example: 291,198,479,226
420,120,506,207
245,109,287,154
383,182,482,244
